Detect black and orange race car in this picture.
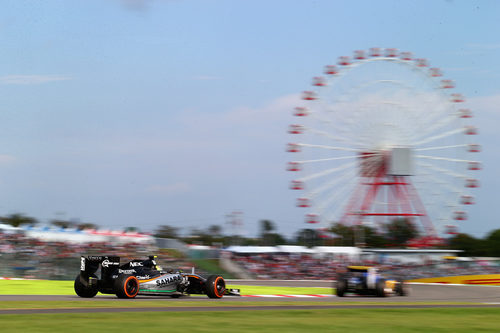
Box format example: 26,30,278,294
74,255,239,299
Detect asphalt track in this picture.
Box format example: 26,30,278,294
2,281,500,314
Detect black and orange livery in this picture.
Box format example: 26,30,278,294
74,255,238,299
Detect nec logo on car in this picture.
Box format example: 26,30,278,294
130,262,143,267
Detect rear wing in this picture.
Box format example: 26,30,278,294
80,256,120,278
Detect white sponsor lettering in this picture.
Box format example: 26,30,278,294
102,259,119,268
80,257,85,271
156,275,181,287
118,269,136,274
130,262,143,267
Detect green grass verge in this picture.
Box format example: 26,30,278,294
0,280,74,295
1,308,500,333
190,259,237,279
0,280,330,296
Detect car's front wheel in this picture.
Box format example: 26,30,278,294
205,275,225,298
335,279,347,297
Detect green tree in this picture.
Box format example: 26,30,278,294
330,223,354,246
330,223,387,247
296,228,319,247
385,218,419,246
362,225,388,248
155,225,180,239
260,220,274,234
76,223,98,230
51,219,75,229
260,219,276,245
448,233,487,257
485,229,500,257
0,213,38,227
266,232,287,246
208,224,222,237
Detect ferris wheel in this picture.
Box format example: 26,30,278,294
287,48,480,243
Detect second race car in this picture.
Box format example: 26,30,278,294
335,265,407,297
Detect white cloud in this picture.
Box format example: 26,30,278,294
469,94,500,112
0,75,72,85
179,93,300,130
0,154,16,165
468,94,500,136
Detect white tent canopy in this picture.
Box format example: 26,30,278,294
224,246,278,254
224,245,360,258
0,223,23,234
314,246,361,259
276,245,315,254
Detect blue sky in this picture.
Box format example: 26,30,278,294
0,0,498,238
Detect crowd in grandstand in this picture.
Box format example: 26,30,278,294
229,253,346,280
0,231,157,280
382,260,500,280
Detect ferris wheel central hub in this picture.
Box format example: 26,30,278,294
359,147,413,177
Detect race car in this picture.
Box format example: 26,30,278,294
335,265,407,297
74,255,239,299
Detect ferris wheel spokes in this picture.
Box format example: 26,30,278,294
415,154,476,164
296,161,356,183
292,154,359,165
417,161,471,180
417,162,474,195
415,144,469,152
312,176,359,222
296,143,361,152
411,109,467,143
306,168,357,200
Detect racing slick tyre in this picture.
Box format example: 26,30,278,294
375,279,387,297
205,275,226,298
114,275,140,299
395,280,407,296
74,273,98,298
335,278,347,297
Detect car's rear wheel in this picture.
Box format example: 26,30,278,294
395,280,407,296
114,275,139,299
335,278,347,297
206,275,225,298
375,279,386,297
74,273,98,298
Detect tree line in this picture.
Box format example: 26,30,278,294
1,213,499,257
